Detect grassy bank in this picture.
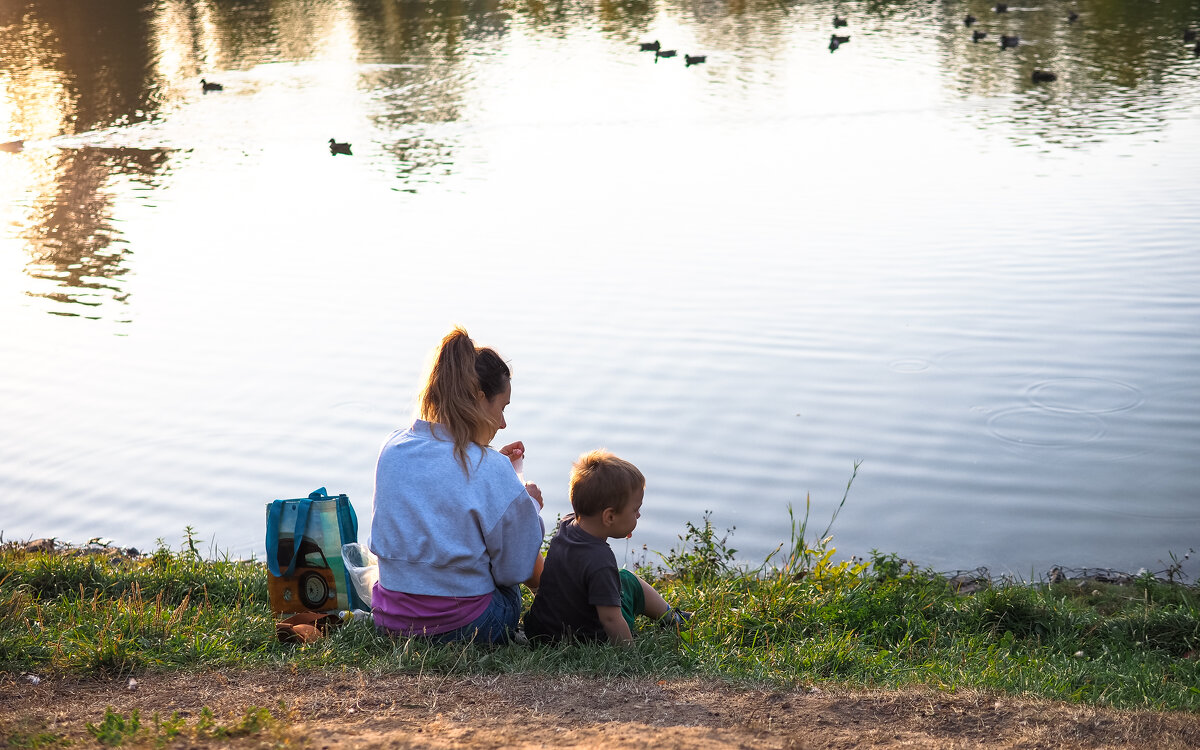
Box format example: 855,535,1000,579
2,516,1197,713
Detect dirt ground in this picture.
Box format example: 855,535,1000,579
3,670,1200,749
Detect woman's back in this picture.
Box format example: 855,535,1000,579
370,420,542,597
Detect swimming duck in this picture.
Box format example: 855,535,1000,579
964,14,977,26
639,40,661,52
1068,11,1079,23
200,78,223,93
833,15,847,27
1185,29,1197,42
685,54,707,66
329,138,352,155
1031,70,1057,83
655,49,677,61
829,34,850,52
973,30,988,42
1000,34,1020,49
995,3,1008,12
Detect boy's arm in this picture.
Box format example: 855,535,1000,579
524,553,544,590
596,605,633,645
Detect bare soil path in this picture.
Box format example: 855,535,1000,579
4,671,1199,749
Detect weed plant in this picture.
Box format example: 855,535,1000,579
2,507,1198,712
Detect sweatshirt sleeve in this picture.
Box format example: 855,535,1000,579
482,493,545,586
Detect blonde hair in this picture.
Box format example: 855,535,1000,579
418,327,511,472
569,450,645,517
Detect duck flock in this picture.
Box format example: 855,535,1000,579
962,3,1068,82
963,5,1199,83
637,39,706,66
182,6,1200,158
641,5,1199,87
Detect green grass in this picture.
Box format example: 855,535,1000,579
2,517,1197,713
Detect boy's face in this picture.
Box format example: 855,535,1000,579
606,486,644,539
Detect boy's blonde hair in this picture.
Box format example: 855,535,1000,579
569,450,645,517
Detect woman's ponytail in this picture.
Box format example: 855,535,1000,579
418,327,510,472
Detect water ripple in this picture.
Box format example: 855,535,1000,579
986,407,1107,448
1026,377,1144,414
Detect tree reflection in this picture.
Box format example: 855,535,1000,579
20,148,169,319
1,0,163,321
933,0,1200,145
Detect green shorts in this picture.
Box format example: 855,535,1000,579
619,568,645,632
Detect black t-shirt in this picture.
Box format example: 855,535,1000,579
524,514,620,642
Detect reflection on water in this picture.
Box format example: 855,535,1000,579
3,0,1198,318
20,148,168,318
1,0,1198,576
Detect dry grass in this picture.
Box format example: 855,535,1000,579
3,670,1199,749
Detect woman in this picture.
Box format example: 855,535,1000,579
369,327,544,643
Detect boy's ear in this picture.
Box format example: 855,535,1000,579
601,507,617,526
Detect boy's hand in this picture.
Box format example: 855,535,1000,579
596,606,633,646
525,482,543,508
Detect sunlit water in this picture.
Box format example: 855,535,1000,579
2,0,1199,580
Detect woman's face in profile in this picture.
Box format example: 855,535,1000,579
479,381,511,444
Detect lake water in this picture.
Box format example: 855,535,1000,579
2,0,1198,581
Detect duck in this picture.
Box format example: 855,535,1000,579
973,30,988,42
200,78,223,93
1185,29,1197,42
328,138,352,155
684,54,707,67
833,15,847,28
829,34,850,52
1031,69,1057,83
1000,34,1020,49
964,14,977,26
1068,11,1079,23
655,49,677,61
995,3,1008,12
0,139,24,153
639,40,661,52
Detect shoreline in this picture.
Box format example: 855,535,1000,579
6,534,1194,590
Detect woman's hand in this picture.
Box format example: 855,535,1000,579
525,482,544,509
499,441,524,464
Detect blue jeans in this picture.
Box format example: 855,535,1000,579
428,585,522,645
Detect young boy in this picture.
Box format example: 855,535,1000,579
523,449,687,644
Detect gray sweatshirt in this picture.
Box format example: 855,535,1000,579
370,420,544,596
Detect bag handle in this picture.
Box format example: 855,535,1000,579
266,487,329,577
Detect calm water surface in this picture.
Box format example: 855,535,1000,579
2,0,1199,579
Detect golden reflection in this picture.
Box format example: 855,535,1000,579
273,0,359,61
22,149,135,318
2,8,87,315
193,1,224,75
1,3,148,319
0,13,73,141
148,0,205,104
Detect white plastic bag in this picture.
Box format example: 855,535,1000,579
341,542,379,608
